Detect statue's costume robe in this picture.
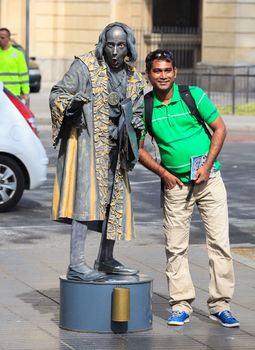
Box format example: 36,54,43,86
49,51,144,240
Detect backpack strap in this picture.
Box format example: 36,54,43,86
144,90,154,137
178,85,212,139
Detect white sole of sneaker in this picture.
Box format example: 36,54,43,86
209,315,240,328
167,318,190,326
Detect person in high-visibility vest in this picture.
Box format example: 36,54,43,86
0,27,30,102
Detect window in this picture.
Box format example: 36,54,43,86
153,0,199,31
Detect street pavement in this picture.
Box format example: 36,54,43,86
0,88,254,350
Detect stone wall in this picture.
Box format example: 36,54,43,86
202,0,255,65
1,0,255,85
0,0,151,84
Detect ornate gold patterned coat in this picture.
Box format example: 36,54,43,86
49,51,144,240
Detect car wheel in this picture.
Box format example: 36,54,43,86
0,155,25,212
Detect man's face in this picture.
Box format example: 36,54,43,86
104,26,128,70
0,30,10,50
147,59,177,93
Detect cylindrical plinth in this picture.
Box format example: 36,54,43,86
59,274,153,333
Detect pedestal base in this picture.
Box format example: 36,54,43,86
59,274,153,333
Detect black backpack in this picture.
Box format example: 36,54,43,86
144,85,212,139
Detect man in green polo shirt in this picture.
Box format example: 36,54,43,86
139,49,239,328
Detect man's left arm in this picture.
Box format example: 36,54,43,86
194,116,227,184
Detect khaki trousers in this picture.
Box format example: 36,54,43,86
163,172,235,315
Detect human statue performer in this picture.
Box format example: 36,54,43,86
49,22,144,281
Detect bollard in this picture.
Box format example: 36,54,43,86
112,287,130,322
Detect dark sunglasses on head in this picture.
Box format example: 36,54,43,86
151,51,174,60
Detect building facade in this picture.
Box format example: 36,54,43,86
1,0,254,85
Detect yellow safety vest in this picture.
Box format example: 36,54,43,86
0,45,30,96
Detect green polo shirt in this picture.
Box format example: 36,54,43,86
142,83,221,183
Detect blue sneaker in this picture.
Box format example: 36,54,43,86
210,310,240,328
167,311,190,326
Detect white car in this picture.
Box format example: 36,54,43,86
0,81,48,211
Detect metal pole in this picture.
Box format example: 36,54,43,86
232,75,236,115
246,67,250,104
208,71,211,99
25,0,30,107
25,0,30,65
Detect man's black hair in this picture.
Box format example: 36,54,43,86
145,49,176,71
0,27,11,38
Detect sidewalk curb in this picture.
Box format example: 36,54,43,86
35,115,255,132
231,252,255,269
222,115,255,132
